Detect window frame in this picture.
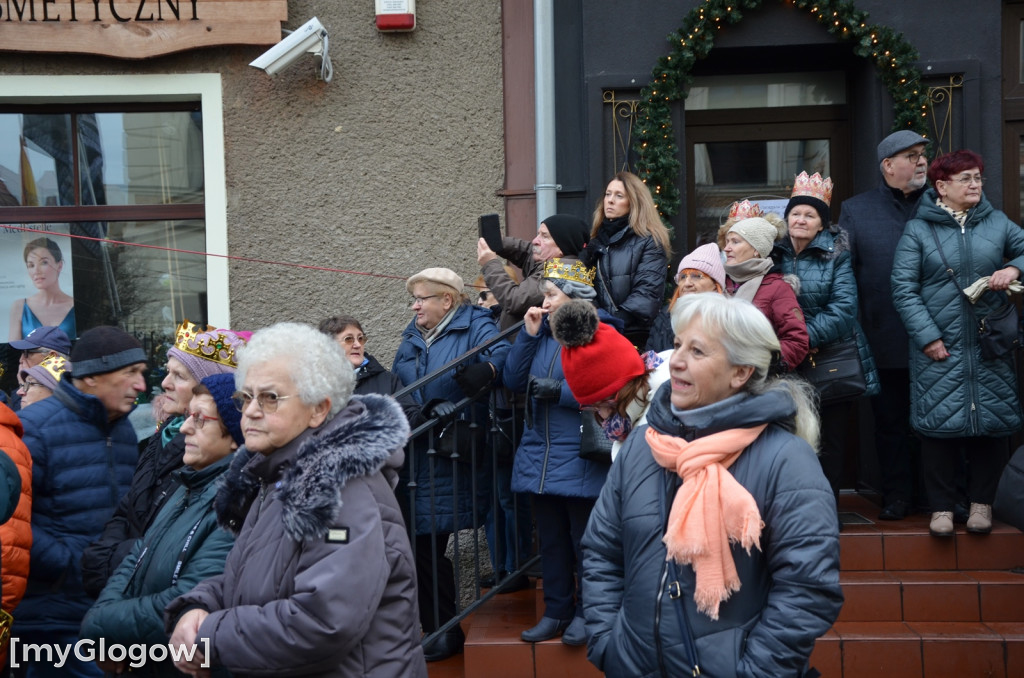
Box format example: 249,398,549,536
0,74,230,324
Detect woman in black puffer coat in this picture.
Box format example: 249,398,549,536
581,171,671,348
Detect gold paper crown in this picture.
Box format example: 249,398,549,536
728,200,764,220
790,171,834,206
173,320,243,369
542,258,596,286
38,354,67,383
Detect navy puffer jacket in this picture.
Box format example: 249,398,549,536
392,304,510,534
892,190,1024,437
502,317,608,498
15,379,138,634
773,227,880,397
589,221,669,336
582,384,843,677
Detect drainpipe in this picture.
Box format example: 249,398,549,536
533,0,559,223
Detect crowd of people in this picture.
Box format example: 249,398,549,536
0,142,1018,676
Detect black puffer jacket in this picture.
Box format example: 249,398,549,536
582,383,843,677
586,218,668,338
81,421,185,598
354,353,419,424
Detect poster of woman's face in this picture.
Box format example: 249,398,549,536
1,225,75,342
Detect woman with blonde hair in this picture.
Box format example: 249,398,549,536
582,293,840,676
582,171,671,348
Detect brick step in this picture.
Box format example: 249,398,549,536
838,494,1024,572
839,569,1024,622
810,621,1024,678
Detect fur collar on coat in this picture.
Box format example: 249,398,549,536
215,394,410,542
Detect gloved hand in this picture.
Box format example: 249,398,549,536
422,399,459,426
527,376,562,401
454,362,495,400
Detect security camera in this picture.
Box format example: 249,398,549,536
250,17,333,82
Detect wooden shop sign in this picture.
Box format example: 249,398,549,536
0,0,288,59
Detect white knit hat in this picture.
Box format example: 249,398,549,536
727,217,778,258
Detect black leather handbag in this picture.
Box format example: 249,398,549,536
796,338,867,405
977,302,1022,361
578,411,613,463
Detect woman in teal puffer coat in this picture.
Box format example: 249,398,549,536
80,374,240,676
892,150,1024,538
772,172,879,505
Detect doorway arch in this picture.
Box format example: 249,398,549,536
634,0,930,221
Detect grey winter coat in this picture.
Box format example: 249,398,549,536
892,190,1024,437
773,227,880,397
582,384,843,677
164,394,427,678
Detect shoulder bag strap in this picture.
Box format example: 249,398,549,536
928,226,978,327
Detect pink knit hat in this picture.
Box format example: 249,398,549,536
676,243,726,291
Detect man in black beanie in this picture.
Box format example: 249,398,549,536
13,326,146,677
477,213,590,330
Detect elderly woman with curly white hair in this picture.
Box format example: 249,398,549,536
582,293,842,676
165,322,426,677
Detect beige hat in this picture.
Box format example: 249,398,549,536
728,217,778,259
406,267,464,294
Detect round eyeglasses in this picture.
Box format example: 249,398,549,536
231,391,294,413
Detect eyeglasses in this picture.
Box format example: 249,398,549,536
231,390,294,413
676,270,710,283
478,290,493,301
339,334,366,346
899,151,927,163
21,348,51,357
947,174,985,186
17,379,44,393
410,295,439,307
186,410,220,429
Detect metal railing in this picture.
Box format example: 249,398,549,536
392,320,538,650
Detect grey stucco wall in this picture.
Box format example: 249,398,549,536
1,0,505,365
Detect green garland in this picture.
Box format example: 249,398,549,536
635,0,930,220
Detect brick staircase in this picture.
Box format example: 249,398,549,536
428,492,1024,678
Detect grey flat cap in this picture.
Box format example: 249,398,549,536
877,130,930,164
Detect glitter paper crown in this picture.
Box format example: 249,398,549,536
791,171,834,206
542,257,596,286
173,320,242,369
727,200,765,220
38,354,67,382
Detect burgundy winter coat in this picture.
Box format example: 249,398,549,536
729,272,810,372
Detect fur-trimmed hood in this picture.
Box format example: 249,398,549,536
215,393,410,541
773,225,849,263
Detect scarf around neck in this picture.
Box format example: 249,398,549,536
937,197,969,226
419,306,459,347
725,258,774,303
646,423,767,620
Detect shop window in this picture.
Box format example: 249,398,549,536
0,74,227,396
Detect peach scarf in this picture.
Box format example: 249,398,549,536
646,424,767,620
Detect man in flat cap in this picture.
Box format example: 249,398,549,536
841,130,930,523
13,326,146,677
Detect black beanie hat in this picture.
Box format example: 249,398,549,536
69,326,147,378
542,214,590,257
784,196,831,228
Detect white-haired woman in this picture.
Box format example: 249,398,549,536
166,322,426,677
582,293,842,677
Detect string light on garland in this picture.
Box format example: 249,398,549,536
634,0,930,222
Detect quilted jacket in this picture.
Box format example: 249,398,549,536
0,402,32,634
589,221,669,337
14,379,137,634
502,317,609,498
392,303,510,534
892,190,1024,437
773,228,880,397
80,455,235,676
582,384,843,677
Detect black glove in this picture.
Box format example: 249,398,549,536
578,243,602,268
527,376,562,401
454,362,495,400
422,399,459,426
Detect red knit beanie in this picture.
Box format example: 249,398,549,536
550,300,645,406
